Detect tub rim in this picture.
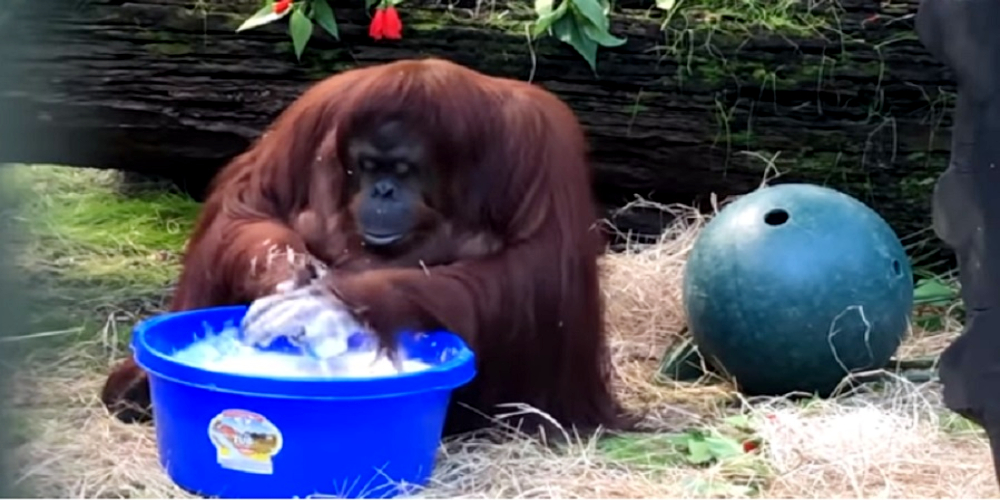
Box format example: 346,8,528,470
132,305,477,400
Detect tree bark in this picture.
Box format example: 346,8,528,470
0,0,955,253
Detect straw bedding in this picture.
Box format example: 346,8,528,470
9,202,998,498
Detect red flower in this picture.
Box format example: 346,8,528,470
274,0,292,14
742,440,759,453
382,6,403,39
369,8,386,39
369,6,403,40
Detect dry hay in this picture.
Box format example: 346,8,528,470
9,203,998,498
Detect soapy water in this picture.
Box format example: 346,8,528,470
171,324,432,379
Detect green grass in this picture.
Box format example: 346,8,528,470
2,164,200,350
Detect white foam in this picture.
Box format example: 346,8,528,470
170,325,431,379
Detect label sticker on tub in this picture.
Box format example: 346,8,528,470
207,409,284,475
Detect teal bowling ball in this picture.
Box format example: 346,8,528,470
682,183,914,397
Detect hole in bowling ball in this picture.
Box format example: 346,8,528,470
764,209,789,226
892,260,902,277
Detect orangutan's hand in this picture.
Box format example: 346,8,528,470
240,283,368,359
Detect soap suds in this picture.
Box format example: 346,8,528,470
171,325,431,379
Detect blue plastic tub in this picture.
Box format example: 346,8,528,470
132,305,477,499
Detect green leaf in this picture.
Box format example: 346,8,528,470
236,2,292,33
532,8,566,36
289,7,314,60
569,0,625,47
535,0,556,17
531,0,569,37
366,0,381,10
596,433,692,468
579,19,626,47
684,438,714,464
569,0,609,31
551,14,598,72
655,0,676,11
702,435,744,459
664,433,693,447
913,278,957,304
721,414,752,430
310,0,339,40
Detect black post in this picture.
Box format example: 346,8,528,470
917,0,1000,488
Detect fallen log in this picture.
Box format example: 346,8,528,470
0,0,957,256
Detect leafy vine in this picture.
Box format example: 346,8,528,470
529,0,625,71
236,0,402,59
236,0,643,71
